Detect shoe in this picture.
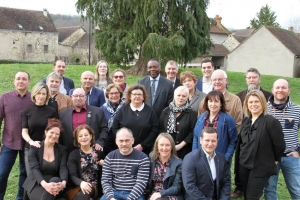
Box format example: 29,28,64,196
231,189,243,198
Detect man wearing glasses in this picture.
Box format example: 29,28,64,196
196,59,214,93
59,88,108,154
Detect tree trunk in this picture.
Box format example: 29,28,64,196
127,54,148,76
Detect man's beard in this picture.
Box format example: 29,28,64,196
248,84,259,91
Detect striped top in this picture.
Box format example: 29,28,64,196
102,149,150,200
268,98,300,153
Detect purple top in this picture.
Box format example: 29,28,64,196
0,90,34,150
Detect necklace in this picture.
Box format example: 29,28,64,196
134,110,140,116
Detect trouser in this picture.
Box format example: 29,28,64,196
27,177,62,200
100,190,145,200
0,145,26,200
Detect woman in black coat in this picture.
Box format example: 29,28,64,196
234,90,285,200
159,86,197,159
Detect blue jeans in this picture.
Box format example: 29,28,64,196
0,145,26,200
100,190,145,200
264,155,300,200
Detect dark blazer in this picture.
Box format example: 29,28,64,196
42,76,74,95
195,77,204,92
23,142,68,193
234,115,286,178
59,105,108,153
68,148,104,191
182,148,231,200
148,155,184,200
69,86,105,108
236,87,272,106
137,75,174,118
174,78,181,89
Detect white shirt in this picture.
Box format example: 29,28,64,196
202,148,217,180
202,81,213,94
59,79,67,94
130,103,144,111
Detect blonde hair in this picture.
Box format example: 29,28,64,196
243,90,268,117
151,133,178,162
95,60,111,81
31,82,50,105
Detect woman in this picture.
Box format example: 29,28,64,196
22,82,58,173
148,133,183,200
66,124,104,200
235,90,285,200
112,84,159,155
192,90,238,162
94,60,112,90
159,86,197,159
23,118,68,200
111,68,128,100
100,83,125,154
180,71,206,112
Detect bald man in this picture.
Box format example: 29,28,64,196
69,71,105,107
59,88,108,153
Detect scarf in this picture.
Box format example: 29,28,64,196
269,95,289,110
102,99,125,129
167,101,189,133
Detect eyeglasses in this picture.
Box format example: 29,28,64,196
131,93,143,96
108,92,120,95
113,75,124,79
72,94,86,98
212,78,226,82
246,76,259,80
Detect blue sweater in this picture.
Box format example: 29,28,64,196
192,111,238,161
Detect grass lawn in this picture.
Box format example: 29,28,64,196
0,63,298,199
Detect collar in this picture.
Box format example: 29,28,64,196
82,86,93,95
150,74,160,81
14,89,29,97
72,104,87,112
130,103,144,111
202,147,216,160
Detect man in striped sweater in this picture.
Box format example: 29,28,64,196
101,127,150,200
264,79,300,200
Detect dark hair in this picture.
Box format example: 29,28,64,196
105,83,123,99
200,90,228,113
245,68,260,78
45,118,63,132
73,124,96,148
201,127,218,139
15,70,30,80
125,84,148,105
201,59,214,67
148,58,161,67
53,59,65,66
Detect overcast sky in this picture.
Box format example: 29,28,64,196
1,0,300,30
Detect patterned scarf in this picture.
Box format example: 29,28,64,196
102,99,125,129
167,101,189,133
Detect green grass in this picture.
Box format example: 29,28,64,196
0,63,298,199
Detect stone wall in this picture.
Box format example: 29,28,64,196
223,35,240,52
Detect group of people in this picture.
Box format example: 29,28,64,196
0,57,299,200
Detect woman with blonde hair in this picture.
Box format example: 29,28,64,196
94,60,112,90
148,133,183,200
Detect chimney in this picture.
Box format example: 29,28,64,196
288,26,294,32
214,15,222,25
43,9,48,17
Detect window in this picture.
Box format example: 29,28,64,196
44,45,49,53
27,44,33,53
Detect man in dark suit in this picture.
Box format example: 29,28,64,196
196,59,214,94
42,59,75,95
165,60,181,89
182,127,230,200
69,71,105,107
137,58,173,118
59,88,108,154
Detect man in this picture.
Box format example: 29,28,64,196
0,71,34,200
232,67,272,198
46,72,72,113
42,59,74,95
236,68,272,105
137,58,173,118
165,60,181,89
182,127,231,200
59,88,108,153
101,127,150,200
210,69,243,132
196,59,214,93
69,71,105,107
264,79,300,200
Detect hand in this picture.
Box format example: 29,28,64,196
175,144,182,151
57,181,66,191
80,181,93,194
95,144,103,151
275,161,279,165
41,181,59,196
29,140,41,148
134,144,143,151
150,192,162,200
98,159,104,166
286,151,300,158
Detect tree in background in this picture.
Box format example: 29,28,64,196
248,4,280,29
76,0,212,75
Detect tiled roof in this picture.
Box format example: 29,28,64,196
232,35,248,43
210,44,229,56
210,25,230,35
233,29,255,37
56,26,81,42
75,33,96,49
0,7,57,32
267,26,300,55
